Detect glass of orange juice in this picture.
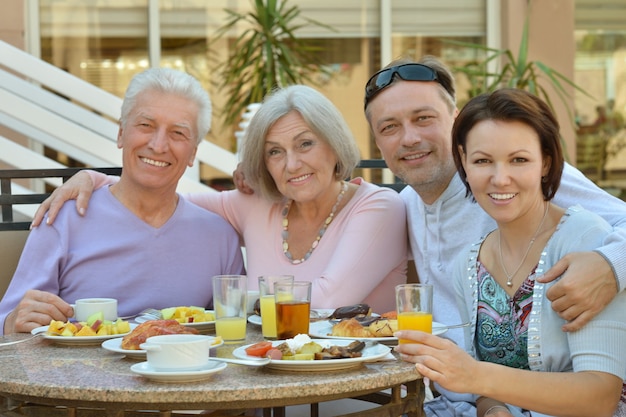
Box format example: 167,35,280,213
275,281,311,339
212,275,248,344
395,284,433,344
258,275,294,339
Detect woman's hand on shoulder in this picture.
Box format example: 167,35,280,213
31,170,95,227
232,163,254,195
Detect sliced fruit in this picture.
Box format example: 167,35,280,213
89,319,103,332
86,311,104,327
75,325,97,336
114,319,131,334
161,307,177,320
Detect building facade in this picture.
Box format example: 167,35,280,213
1,0,625,181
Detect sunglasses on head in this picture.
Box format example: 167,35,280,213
364,63,439,108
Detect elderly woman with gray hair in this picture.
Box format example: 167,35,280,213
34,85,408,313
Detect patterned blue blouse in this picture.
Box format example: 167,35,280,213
475,261,536,370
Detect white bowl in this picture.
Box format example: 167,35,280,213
140,334,211,371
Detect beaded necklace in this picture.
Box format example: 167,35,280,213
281,181,348,264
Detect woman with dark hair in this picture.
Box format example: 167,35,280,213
395,88,626,417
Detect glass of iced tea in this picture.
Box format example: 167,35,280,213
212,275,248,344
274,281,311,339
395,283,433,344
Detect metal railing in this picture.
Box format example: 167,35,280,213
0,168,122,231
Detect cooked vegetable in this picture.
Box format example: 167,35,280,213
298,341,323,355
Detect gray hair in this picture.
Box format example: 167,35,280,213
240,85,361,201
119,68,211,144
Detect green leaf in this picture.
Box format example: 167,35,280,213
445,16,593,135
210,0,336,129
516,17,530,75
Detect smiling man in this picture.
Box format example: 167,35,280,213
0,68,245,334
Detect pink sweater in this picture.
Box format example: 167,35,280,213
90,173,408,313
187,178,408,313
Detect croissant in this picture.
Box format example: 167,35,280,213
330,318,372,338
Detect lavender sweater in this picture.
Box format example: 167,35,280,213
0,187,245,334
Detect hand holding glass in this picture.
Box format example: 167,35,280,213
258,275,294,339
395,284,433,344
213,275,247,344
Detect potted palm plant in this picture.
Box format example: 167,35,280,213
450,15,591,128
211,0,335,133
448,13,594,165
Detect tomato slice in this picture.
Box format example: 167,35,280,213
244,341,273,357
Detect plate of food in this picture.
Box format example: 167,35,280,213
108,319,210,355
102,334,224,360
31,319,136,346
308,318,448,345
135,307,215,333
232,334,391,372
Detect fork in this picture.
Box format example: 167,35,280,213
118,308,162,320
0,332,45,347
434,322,471,330
209,357,271,367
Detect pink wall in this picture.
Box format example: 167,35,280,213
0,0,25,49
501,1,576,162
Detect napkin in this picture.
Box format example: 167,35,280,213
366,352,397,362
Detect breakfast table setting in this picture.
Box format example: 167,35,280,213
0,297,427,417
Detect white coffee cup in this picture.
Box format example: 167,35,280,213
140,334,211,371
74,298,118,322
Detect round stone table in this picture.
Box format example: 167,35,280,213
0,325,424,417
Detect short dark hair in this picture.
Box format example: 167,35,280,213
452,88,564,201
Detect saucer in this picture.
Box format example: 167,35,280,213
130,360,227,383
